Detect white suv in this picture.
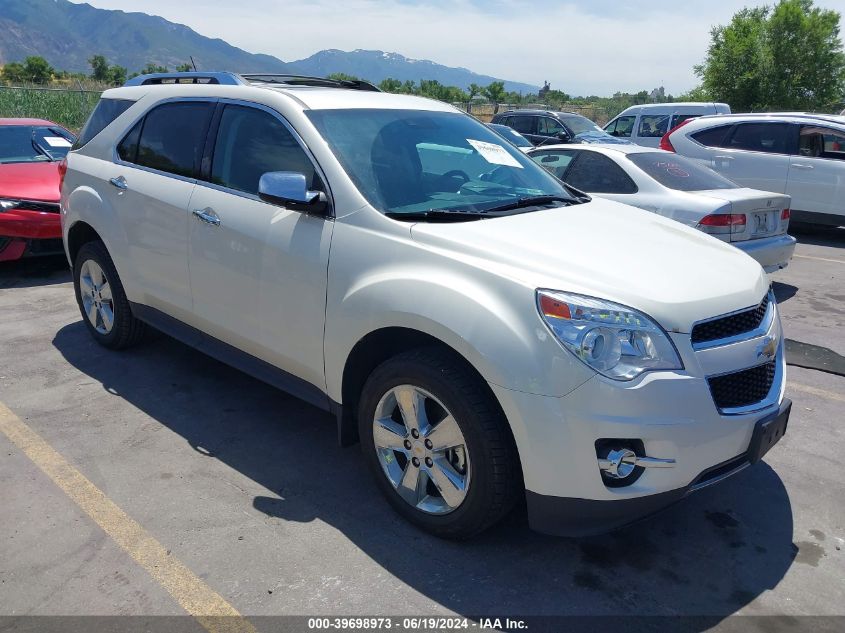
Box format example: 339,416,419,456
662,113,845,227
61,72,790,539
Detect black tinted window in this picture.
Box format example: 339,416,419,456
211,105,322,194
530,150,577,179
565,151,638,194
727,123,792,154
627,152,738,191
509,116,535,135
73,98,134,149
117,120,142,162
135,102,214,177
691,125,733,148
671,114,700,127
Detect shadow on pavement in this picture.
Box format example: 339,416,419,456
53,321,796,624
0,255,70,289
790,224,845,249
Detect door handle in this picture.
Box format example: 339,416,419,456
791,163,814,170
109,176,127,190
714,155,734,161
192,208,221,227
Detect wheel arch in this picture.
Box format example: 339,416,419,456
66,220,103,266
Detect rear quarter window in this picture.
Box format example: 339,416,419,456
72,98,135,149
627,152,739,191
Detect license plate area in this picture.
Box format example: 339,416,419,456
747,399,791,463
751,210,778,236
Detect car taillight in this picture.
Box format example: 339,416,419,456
698,213,747,235
58,157,68,190
659,118,693,152
781,208,790,229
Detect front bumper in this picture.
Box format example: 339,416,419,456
734,233,796,273
0,209,62,262
491,296,787,537
525,399,790,536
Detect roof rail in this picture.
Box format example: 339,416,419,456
123,71,244,87
240,74,381,91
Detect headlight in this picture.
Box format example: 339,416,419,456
0,199,20,212
537,289,683,381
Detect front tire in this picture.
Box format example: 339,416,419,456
73,241,145,349
358,348,520,539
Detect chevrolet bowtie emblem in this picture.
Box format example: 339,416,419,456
757,335,778,361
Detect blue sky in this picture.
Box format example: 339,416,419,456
80,0,845,96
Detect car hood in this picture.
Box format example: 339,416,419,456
0,161,61,202
410,199,769,333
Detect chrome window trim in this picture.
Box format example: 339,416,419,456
691,290,775,351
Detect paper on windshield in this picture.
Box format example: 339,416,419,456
467,139,523,168
43,136,72,148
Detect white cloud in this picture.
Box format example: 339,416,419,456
78,0,845,95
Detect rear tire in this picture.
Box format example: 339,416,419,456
358,348,520,539
73,241,146,349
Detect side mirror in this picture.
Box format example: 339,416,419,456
556,131,572,142
610,130,620,137
258,171,328,215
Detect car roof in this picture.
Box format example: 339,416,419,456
0,117,60,127
694,112,845,127
497,109,588,118
103,82,457,113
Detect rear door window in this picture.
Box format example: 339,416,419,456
509,116,535,135
73,98,134,149
210,104,323,194
638,115,669,138
564,151,638,194
537,117,567,136
726,123,794,155
691,124,733,148
128,101,214,178
671,114,701,127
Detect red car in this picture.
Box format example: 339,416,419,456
0,118,75,262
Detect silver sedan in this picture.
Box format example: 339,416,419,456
528,144,796,272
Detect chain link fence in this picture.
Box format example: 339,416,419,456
0,85,103,132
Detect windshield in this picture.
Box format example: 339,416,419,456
0,125,74,164
626,152,739,191
305,109,576,216
487,124,533,148
561,114,603,136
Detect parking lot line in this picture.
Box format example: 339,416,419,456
0,401,256,633
792,254,845,265
788,382,845,403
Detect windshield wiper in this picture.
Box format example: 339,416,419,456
480,195,574,214
385,209,490,222
31,134,55,162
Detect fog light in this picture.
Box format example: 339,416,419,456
595,439,676,488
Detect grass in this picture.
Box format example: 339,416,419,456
0,85,102,133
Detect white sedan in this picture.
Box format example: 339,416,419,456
528,144,796,272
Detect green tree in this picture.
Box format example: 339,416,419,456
467,83,482,100
1,62,26,84
175,63,193,72
400,80,417,94
482,81,506,112
327,72,360,81
108,65,128,85
378,77,402,92
89,55,110,82
696,0,845,111
21,56,54,84
141,63,169,75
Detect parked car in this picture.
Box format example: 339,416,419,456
491,109,630,146
604,102,731,147
62,72,789,539
661,113,845,227
0,118,74,262
528,144,795,272
485,123,533,152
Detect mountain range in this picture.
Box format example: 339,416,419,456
0,0,538,94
